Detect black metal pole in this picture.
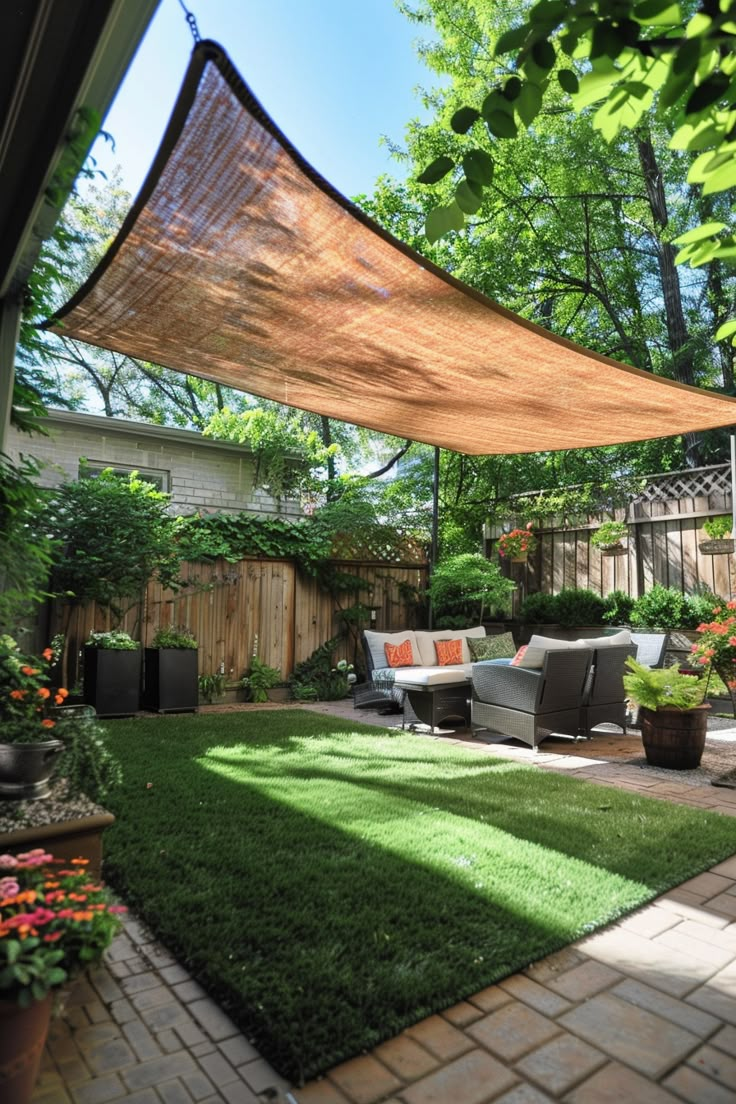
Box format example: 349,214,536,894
429,446,440,629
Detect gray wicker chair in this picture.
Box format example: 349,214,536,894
579,644,636,739
471,648,593,751
630,633,668,668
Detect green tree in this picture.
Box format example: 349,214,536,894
45,466,180,626
414,0,736,349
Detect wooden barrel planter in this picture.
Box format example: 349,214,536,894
599,543,627,557
639,705,710,770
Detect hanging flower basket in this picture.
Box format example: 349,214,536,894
498,523,536,563
599,542,628,557
699,538,735,555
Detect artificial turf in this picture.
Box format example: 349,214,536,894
102,710,736,1082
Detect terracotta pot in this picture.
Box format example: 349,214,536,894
639,704,710,770
0,740,64,800
0,993,53,1104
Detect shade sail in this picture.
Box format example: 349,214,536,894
49,41,736,455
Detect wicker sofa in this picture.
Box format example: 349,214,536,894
355,626,491,724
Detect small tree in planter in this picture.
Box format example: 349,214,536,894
143,627,199,714
44,466,181,694
427,553,515,628
241,636,282,702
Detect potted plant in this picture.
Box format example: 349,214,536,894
623,657,710,769
142,626,198,714
497,523,537,563
0,636,66,800
590,519,628,556
699,515,734,555
83,631,141,718
242,641,282,703
689,598,736,716
198,672,226,704
0,849,126,1104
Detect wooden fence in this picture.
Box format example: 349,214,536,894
485,464,736,603
49,556,427,690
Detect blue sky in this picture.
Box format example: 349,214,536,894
94,0,435,200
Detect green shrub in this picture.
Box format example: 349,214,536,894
603,590,635,626
555,588,607,628
198,673,226,703
630,586,687,631
85,631,139,650
151,626,198,649
289,636,349,701
682,590,721,630
519,591,559,623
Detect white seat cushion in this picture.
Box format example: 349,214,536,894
393,664,472,688
414,627,486,666
364,629,419,671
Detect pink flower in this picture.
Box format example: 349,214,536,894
0,854,18,870
107,905,128,914
0,877,19,897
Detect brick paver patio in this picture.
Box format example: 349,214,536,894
32,703,736,1104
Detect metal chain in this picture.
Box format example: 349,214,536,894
177,0,201,43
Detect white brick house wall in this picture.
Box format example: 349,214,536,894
6,409,303,517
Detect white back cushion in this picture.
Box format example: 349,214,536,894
518,634,582,670
578,629,632,649
364,629,419,671
415,626,486,666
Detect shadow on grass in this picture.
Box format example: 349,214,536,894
102,710,736,1084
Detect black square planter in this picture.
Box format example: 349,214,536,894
142,648,198,713
83,647,142,717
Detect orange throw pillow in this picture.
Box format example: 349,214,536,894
510,646,528,667
435,638,463,666
384,639,415,668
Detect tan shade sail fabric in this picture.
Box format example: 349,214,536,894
49,41,736,455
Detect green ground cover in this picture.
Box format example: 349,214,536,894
102,711,736,1082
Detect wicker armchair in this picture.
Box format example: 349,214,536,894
579,644,636,739
471,648,593,751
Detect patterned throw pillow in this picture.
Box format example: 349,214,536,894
467,633,515,661
384,639,415,668
434,638,463,666
510,646,528,667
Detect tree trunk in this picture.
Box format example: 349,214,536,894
637,133,702,465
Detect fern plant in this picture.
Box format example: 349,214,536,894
623,657,707,711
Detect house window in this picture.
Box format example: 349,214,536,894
80,461,170,492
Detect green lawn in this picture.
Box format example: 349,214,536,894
102,710,736,1082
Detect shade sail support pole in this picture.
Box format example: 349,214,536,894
428,446,440,631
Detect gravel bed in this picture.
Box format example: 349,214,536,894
0,780,109,835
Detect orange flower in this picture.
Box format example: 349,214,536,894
36,687,50,700
10,689,26,700
71,858,90,866
71,910,94,922
42,648,54,660
56,688,69,699
41,718,56,729
21,666,40,675
43,931,63,942
54,695,64,705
